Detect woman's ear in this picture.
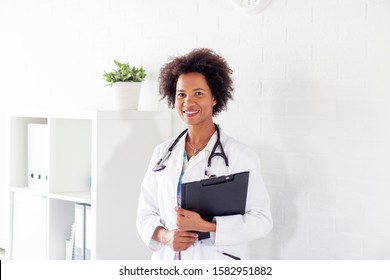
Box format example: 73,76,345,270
212,98,217,106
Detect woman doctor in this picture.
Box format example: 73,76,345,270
136,48,272,260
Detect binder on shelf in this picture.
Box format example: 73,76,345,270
73,203,91,260
74,204,85,260
181,171,249,240
27,124,49,190
85,205,92,260
65,223,75,260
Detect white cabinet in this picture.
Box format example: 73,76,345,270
7,110,171,260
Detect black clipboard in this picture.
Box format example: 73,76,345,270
181,171,249,240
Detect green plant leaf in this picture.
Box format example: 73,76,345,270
103,59,147,86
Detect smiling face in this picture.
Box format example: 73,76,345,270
175,72,217,127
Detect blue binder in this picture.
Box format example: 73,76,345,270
181,171,249,240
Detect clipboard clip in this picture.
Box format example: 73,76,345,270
201,174,235,186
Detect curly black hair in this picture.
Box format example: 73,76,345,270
159,48,234,116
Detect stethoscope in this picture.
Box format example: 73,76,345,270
152,124,229,176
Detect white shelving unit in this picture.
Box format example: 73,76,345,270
7,110,172,260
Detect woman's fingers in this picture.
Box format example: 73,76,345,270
175,207,204,231
170,230,198,251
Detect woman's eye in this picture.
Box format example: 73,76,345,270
195,91,203,96
177,92,186,98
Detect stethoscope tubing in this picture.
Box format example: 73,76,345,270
152,124,228,172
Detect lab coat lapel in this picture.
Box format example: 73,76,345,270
171,131,186,171
157,135,185,219
165,132,186,193
186,150,206,170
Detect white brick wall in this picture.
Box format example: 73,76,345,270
0,0,389,259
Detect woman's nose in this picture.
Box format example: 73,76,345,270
183,95,194,105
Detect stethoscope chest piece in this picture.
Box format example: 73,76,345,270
152,162,166,172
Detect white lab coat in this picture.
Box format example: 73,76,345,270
136,126,273,260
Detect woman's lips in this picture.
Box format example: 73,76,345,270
183,110,200,117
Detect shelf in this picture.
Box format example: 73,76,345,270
7,109,172,121
8,110,171,259
10,186,48,197
9,187,91,204
49,191,91,205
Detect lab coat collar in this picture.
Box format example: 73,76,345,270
171,133,186,172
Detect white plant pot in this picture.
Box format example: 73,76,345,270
112,82,142,110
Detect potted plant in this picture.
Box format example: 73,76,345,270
103,60,147,110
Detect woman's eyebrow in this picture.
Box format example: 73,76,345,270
192,88,206,91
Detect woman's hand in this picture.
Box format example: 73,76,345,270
175,207,216,232
153,226,197,252
164,229,198,252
